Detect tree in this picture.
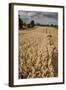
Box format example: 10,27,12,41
23,23,26,26
19,18,23,29
30,20,35,27
51,24,54,27
36,23,40,26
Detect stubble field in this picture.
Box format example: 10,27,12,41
19,26,58,79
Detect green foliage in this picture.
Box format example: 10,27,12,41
19,18,23,29
30,20,35,27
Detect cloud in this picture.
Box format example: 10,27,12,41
19,11,36,17
42,12,58,19
19,11,58,25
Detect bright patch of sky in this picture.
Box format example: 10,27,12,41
19,11,58,25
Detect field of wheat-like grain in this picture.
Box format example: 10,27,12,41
19,26,58,79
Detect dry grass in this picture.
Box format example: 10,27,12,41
19,26,58,79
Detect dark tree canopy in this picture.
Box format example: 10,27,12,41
19,18,23,29
30,20,35,27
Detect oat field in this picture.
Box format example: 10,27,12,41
19,26,58,79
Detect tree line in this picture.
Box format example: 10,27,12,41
19,18,35,29
19,18,58,29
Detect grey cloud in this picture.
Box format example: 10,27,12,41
19,11,58,25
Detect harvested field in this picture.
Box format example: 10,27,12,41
19,26,58,79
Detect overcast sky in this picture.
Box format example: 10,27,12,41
19,11,58,25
